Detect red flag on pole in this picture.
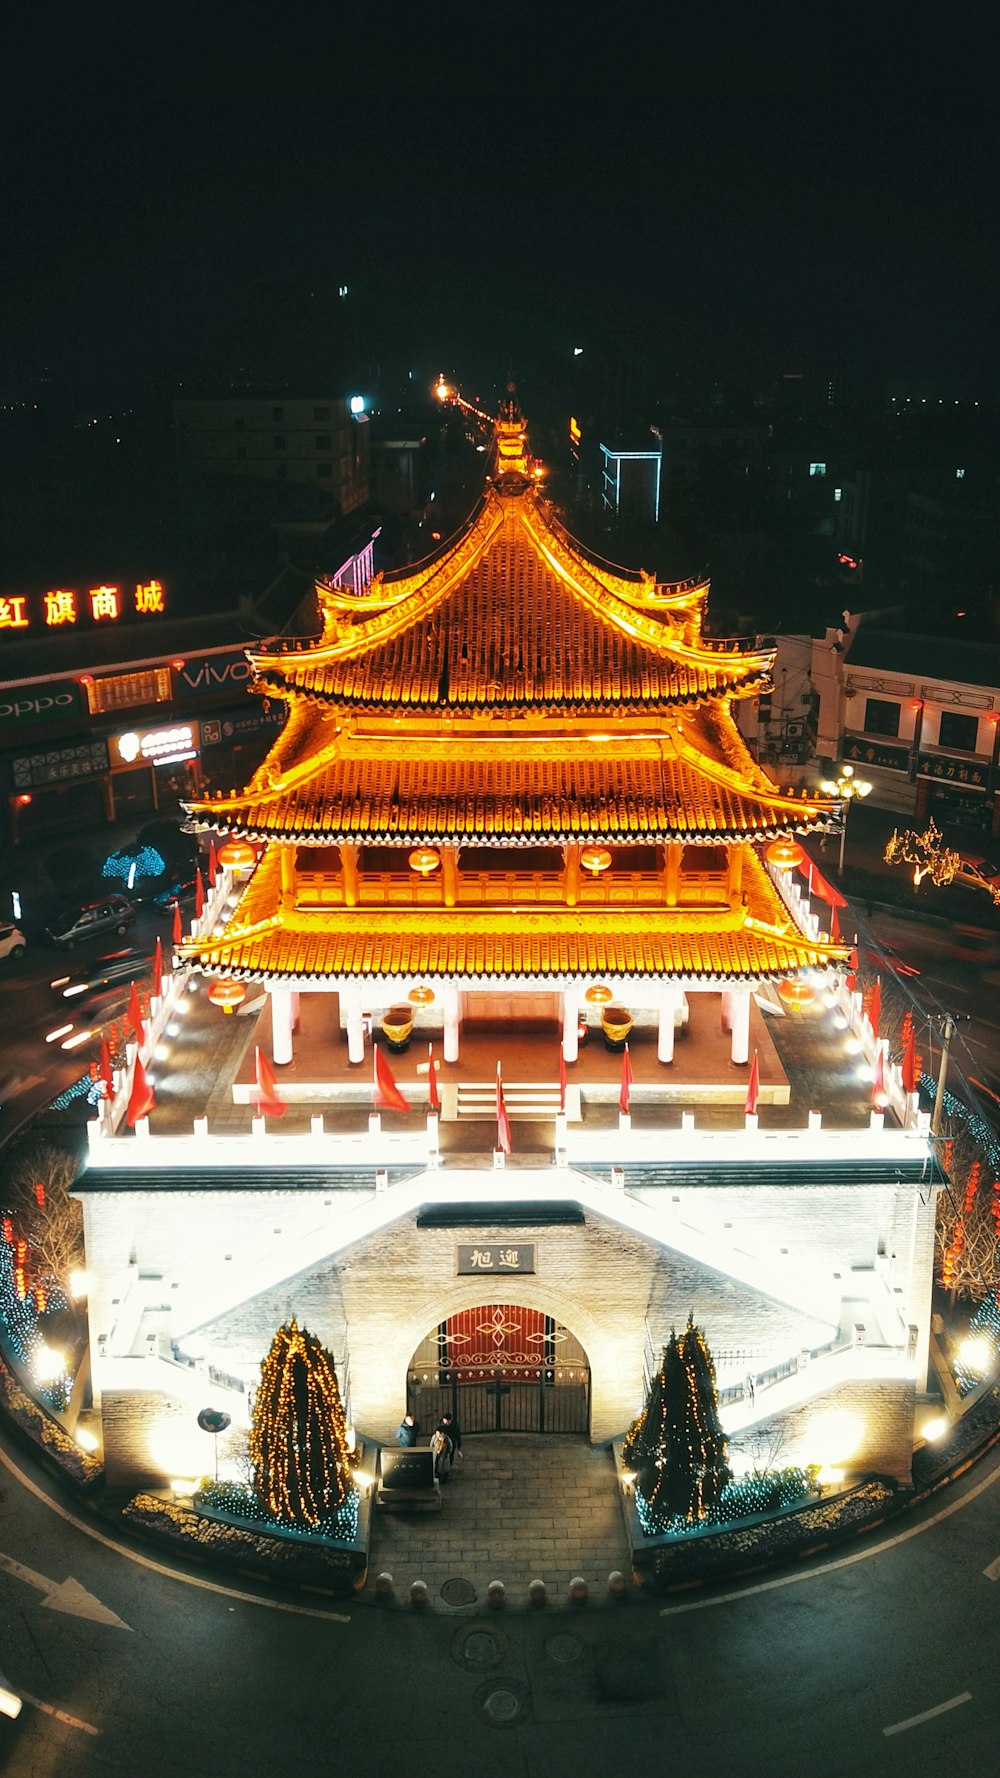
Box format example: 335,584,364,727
496,1062,512,1155
152,936,163,1000
427,1043,440,1114
745,1049,760,1115
902,1026,917,1094
208,839,218,880
127,980,143,1040
871,1048,885,1106
619,1043,633,1115
374,1044,410,1114
559,1046,567,1114
126,1055,155,1127
99,1035,113,1100
195,868,205,919
830,903,840,942
172,898,183,946
253,1046,287,1118
869,975,882,1041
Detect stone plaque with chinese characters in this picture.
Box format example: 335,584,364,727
457,1243,535,1275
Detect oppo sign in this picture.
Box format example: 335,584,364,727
0,680,80,732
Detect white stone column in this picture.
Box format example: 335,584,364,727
343,991,366,1065
658,990,678,1063
271,986,294,1065
562,987,579,1063
442,985,460,1064
729,987,751,1065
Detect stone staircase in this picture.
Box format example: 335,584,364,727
439,1082,581,1122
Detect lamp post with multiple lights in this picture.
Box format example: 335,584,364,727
820,763,872,876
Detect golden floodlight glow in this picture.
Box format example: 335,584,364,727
958,1336,991,1375
921,1415,949,1442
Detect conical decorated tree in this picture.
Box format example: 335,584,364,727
624,1316,731,1525
249,1319,352,1528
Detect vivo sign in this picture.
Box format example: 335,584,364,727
175,651,254,699
0,680,81,732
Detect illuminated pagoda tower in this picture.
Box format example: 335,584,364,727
76,396,942,1498
181,396,846,1069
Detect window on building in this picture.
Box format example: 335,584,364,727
273,435,285,451
85,668,171,715
316,463,333,478
272,406,284,422
938,710,979,752
314,406,330,421
315,435,331,450
809,462,827,476
864,698,901,737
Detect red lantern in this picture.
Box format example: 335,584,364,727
408,985,435,1005
581,846,613,876
766,839,806,871
585,983,614,1005
218,839,256,871
408,848,440,876
777,978,817,1010
208,979,247,1015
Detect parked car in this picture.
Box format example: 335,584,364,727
46,893,136,948
59,948,150,1002
0,923,26,962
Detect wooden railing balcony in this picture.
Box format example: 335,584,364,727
295,867,733,912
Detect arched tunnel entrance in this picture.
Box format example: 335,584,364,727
406,1303,591,1435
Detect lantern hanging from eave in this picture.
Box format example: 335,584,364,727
408,985,435,1005
408,847,440,876
777,977,817,1010
585,983,614,1005
581,846,613,876
218,839,257,871
208,979,247,1014
766,838,805,872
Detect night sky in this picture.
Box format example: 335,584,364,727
4,16,996,407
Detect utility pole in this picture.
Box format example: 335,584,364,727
930,1013,958,1137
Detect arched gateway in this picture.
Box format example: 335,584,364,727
407,1304,590,1435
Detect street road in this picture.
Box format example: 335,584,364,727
2,1420,1000,1775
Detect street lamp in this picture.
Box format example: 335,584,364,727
820,763,872,876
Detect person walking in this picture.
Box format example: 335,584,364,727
396,1412,420,1447
429,1424,451,1482
438,1412,462,1464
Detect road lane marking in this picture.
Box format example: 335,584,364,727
983,1553,1000,1579
661,1449,1000,1615
0,1549,131,1628
19,1690,99,1735
0,1445,350,1625
883,1692,971,1736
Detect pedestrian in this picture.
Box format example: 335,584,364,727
429,1424,451,1482
396,1412,419,1447
743,1372,756,1406
438,1412,463,1464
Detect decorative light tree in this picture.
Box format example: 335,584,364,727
624,1316,732,1526
249,1320,352,1529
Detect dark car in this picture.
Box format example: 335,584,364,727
152,873,199,911
59,948,150,1003
46,893,137,949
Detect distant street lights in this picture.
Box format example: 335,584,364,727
820,763,872,877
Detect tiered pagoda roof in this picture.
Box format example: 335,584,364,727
182,414,845,988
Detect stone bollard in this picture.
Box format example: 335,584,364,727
569,1576,588,1605
374,1572,394,1601
607,1570,628,1599
487,1580,505,1608
528,1578,547,1606
410,1580,429,1608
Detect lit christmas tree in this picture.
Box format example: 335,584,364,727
624,1316,732,1526
249,1320,352,1529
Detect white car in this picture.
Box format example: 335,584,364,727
0,923,26,962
